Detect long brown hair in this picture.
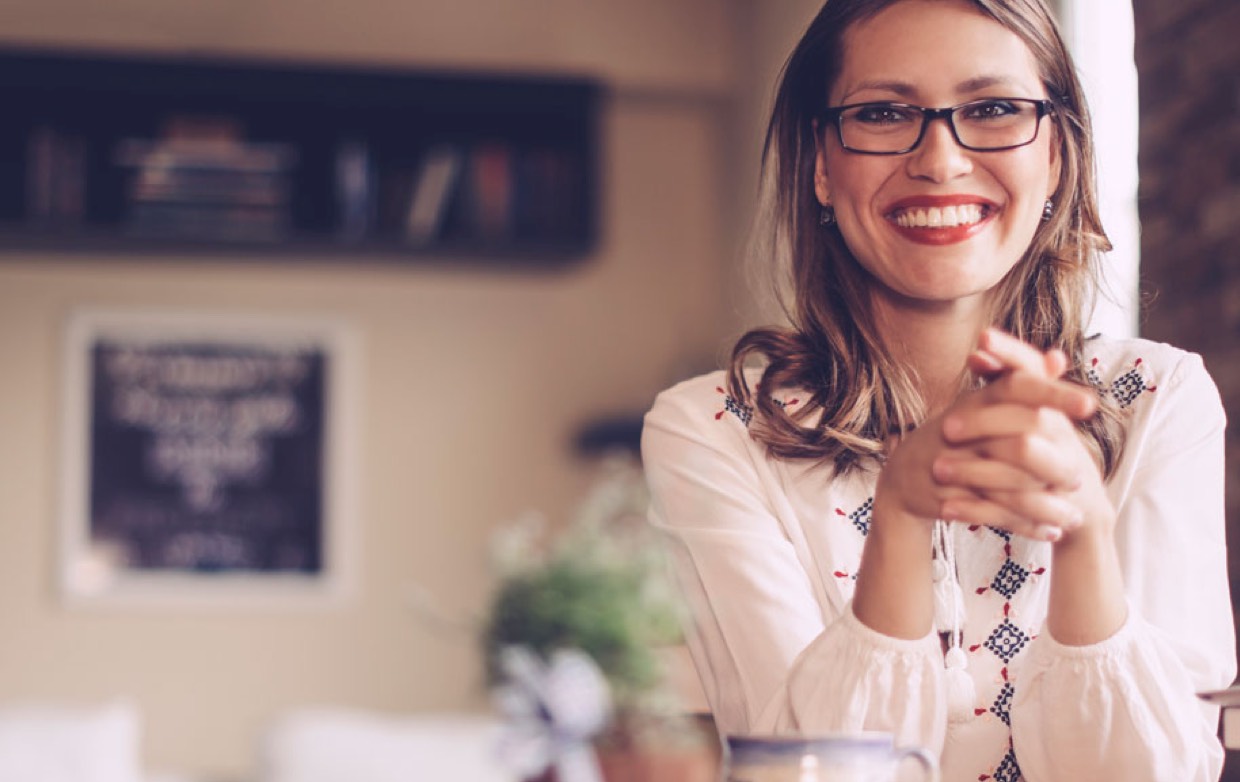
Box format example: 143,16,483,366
727,0,1124,476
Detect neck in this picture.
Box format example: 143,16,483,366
871,295,992,415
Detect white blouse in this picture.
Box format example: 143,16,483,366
642,337,1236,782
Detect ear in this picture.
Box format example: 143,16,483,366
812,119,832,207
1045,120,1063,200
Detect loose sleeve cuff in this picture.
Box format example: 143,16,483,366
768,601,944,753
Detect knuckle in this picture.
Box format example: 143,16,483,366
1035,406,1060,430
1013,433,1039,461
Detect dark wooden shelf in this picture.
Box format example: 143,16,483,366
0,46,602,266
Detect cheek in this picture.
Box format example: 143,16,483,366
821,156,886,218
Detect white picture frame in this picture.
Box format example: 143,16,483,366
58,309,359,609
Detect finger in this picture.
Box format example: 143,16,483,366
1043,348,1069,379
932,452,1054,492
942,402,1073,443
979,370,1098,420
939,402,1085,489
982,488,1084,531
966,348,1006,379
978,435,1088,491
978,328,1055,377
940,496,1064,543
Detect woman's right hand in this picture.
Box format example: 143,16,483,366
873,334,1098,542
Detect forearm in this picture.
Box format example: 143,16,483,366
1046,524,1128,645
1045,486,1127,645
852,496,936,640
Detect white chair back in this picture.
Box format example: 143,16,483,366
261,709,516,782
0,700,143,782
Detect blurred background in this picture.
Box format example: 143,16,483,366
0,0,1235,780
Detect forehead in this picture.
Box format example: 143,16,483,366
833,0,1045,103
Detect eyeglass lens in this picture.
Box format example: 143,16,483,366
837,99,1044,153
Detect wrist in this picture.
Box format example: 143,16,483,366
1057,492,1116,548
855,491,936,640
870,485,936,537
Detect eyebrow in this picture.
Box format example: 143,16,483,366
840,75,1030,103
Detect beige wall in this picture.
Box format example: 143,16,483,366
722,0,824,336
0,1,780,779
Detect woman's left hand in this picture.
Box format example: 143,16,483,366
931,329,1116,543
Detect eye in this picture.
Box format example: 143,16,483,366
959,100,1023,121
850,104,918,126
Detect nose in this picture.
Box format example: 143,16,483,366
905,116,972,183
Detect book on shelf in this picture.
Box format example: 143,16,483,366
26,126,86,226
335,139,375,241
513,146,580,242
465,142,514,242
405,144,463,245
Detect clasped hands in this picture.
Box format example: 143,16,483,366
877,329,1114,544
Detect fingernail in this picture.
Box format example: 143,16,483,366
1041,526,1063,543
932,458,954,480
941,416,962,438
940,503,959,520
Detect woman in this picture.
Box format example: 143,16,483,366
641,0,1236,780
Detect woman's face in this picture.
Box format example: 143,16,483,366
815,0,1060,315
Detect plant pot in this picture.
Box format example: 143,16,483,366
596,745,718,782
524,745,718,782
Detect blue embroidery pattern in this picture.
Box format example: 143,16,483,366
1086,356,1156,409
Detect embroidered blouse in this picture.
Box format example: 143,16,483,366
641,337,1236,782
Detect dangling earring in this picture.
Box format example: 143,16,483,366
820,204,836,226
1042,199,1054,222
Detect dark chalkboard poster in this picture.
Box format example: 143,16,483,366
59,311,357,608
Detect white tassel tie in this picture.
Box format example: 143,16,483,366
933,520,976,723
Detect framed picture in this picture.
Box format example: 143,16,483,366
59,310,359,608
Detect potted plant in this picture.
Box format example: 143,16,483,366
482,459,715,782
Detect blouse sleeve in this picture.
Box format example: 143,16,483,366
641,380,946,749
1010,350,1237,782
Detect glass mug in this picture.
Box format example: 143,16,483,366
723,733,939,782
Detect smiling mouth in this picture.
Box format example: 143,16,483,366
890,203,988,229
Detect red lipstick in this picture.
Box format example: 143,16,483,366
884,195,997,246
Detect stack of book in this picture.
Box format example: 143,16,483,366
116,134,296,243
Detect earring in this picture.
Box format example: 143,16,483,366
820,205,837,226
1042,199,1054,222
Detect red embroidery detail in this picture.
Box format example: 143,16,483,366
833,571,850,579
976,587,988,595
974,708,988,717
835,508,846,516
969,644,982,653
1032,567,1046,576
1003,542,1012,557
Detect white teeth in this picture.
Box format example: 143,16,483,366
894,204,984,228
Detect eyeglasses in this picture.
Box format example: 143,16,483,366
819,98,1056,155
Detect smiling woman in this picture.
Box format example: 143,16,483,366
814,1,1063,316
642,1,1235,781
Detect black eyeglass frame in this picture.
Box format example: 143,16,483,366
818,98,1057,155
